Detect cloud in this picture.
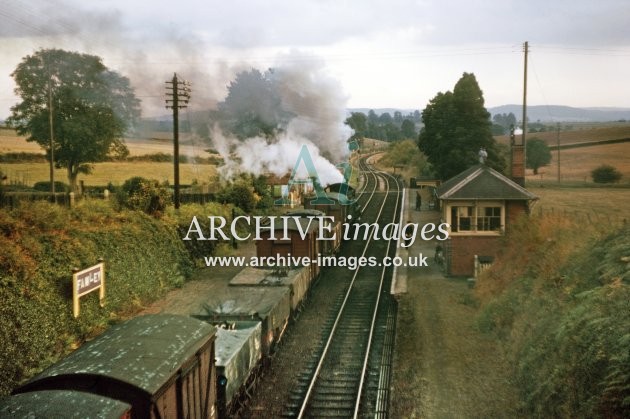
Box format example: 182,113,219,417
0,0,123,38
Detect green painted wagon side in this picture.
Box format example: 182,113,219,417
214,322,262,418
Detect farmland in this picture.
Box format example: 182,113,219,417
1,128,216,186
1,161,217,187
526,141,630,183
2,124,629,192
494,123,630,183
495,123,630,147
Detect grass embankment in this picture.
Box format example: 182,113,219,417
0,199,232,396
475,213,630,417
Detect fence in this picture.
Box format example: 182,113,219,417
474,255,493,279
0,191,75,208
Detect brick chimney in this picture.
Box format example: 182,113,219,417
511,144,525,186
510,125,525,187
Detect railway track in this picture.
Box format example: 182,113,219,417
283,157,401,418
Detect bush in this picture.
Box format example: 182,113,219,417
216,180,256,212
32,180,70,193
0,152,46,163
591,164,622,184
117,176,172,217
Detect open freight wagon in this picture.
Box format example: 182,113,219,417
194,286,291,358
213,321,262,418
229,266,311,314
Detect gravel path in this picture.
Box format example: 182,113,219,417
390,189,520,418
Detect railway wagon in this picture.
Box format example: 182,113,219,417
213,322,262,419
285,209,342,255
326,182,356,199
194,286,291,357
304,191,348,224
229,266,311,314
14,314,217,419
256,216,321,280
304,191,361,226
0,390,132,419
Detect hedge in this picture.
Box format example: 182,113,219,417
0,199,195,395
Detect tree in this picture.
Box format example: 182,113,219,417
8,49,140,192
344,112,368,140
378,112,393,125
526,137,552,174
217,68,291,139
379,139,427,173
418,72,505,180
492,112,517,131
367,109,379,125
400,119,416,139
591,164,622,184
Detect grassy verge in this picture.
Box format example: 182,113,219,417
475,213,630,417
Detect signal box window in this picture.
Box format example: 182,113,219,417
477,207,502,231
451,206,473,232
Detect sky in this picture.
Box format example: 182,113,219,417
1,0,630,120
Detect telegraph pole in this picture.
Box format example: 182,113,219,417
556,122,561,183
522,41,529,168
48,68,56,202
165,73,191,209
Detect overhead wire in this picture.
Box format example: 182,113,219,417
528,48,557,122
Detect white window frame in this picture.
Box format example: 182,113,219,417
445,201,505,236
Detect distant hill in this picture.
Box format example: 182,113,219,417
347,108,419,116
347,105,630,123
488,105,630,123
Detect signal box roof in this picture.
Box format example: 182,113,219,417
437,164,538,201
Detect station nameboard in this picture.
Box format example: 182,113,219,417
72,262,105,318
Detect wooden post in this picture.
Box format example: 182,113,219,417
72,267,79,318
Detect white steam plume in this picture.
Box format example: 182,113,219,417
212,127,345,186
213,52,351,186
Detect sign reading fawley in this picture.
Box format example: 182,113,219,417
72,262,105,317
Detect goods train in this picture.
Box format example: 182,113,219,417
0,191,356,418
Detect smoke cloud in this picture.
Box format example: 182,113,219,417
213,127,345,187
211,52,351,186
2,2,352,186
